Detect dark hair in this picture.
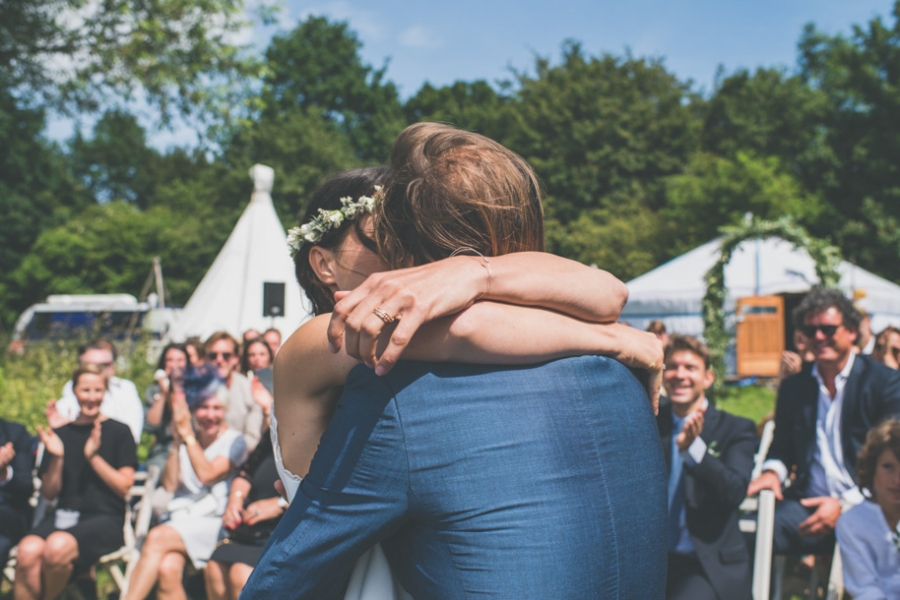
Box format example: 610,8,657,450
664,334,711,370
293,167,388,316
240,337,273,373
72,363,109,390
646,320,667,335
78,339,117,362
792,288,861,331
856,419,900,495
375,122,545,269
182,364,225,411
156,343,188,371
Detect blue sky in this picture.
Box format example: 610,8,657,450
50,0,896,149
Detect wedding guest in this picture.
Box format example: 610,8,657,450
144,343,189,470
0,416,35,566
856,306,875,355
240,338,273,375
242,329,261,344
872,326,900,370
15,365,137,600
123,366,247,600
205,331,264,451
647,320,670,346
205,431,286,600
185,338,206,368
836,419,900,599
263,328,282,356
52,340,143,443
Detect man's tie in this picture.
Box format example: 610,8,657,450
667,425,686,552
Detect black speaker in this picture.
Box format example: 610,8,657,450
263,282,285,317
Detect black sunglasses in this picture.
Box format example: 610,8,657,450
207,352,233,361
800,324,841,338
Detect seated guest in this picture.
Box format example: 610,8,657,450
0,416,35,566
647,320,669,346
748,289,900,556
872,326,900,370
185,338,206,368
836,419,900,599
659,334,757,600
240,337,273,375
124,366,247,600
205,331,264,451
144,343,189,471
52,339,144,444
205,430,287,600
15,365,137,600
262,328,281,356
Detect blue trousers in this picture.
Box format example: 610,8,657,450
243,356,667,599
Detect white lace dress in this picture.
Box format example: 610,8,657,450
270,411,412,600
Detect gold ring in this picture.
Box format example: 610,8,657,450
372,307,395,324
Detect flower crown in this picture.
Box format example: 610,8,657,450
287,187,381,256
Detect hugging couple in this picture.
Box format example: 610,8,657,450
242,123,668,599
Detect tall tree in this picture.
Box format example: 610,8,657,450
261,16,405,161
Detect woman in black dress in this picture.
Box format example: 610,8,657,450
204,430,286,600
14,364,138,600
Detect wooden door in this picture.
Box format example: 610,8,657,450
736,295,784,377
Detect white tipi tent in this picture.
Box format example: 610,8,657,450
168,164,312,342
620,236,900,337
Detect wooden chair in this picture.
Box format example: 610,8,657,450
740,421,845,600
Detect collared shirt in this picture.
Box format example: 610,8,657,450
763,353,864,505
57,376,144,443
670,398,709,555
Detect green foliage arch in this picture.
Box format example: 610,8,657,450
702,216,842,393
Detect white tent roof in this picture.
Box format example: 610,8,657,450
168,164,312,342
621,236,900,337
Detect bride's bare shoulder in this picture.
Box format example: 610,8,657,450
274,314,357,396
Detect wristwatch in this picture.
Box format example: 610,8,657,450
277,496,288,509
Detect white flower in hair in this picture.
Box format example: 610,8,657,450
286,188,382,256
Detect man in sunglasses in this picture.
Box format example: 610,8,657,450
52,340,144,443
747,289,900,556
204,331,264,451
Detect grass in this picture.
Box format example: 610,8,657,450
717,382,777,425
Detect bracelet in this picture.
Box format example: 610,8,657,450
184,435,197,447
450,247,492,301
234,490,245,498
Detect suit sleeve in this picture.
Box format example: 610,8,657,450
879,369,900,419
241,373,409,600
685,417,757,509
764,380,797,472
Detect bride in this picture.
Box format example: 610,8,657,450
268,123,663,598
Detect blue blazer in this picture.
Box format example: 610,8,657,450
766,354,900,497
244,356,668,600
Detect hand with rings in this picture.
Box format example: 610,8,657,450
327,255,492,375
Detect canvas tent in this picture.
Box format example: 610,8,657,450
620,236,900,340
168,164,312,342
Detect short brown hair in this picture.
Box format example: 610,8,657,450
856,419,900,495
72,363,109,390
205,331,239,355
664,334,711,370
646,320,667,335
375,123,545,269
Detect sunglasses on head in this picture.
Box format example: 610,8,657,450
800,324,841,338
207,352,233,361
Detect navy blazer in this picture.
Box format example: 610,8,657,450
766,354,900,497
658,401,757,600
0,417,35,517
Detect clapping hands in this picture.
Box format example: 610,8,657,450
37,425,64,457
0,442,15,470
84,419,102,460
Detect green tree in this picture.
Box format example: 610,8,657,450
404,80,513,139
0,0,265,123
797,2,900,280
661,152,826,255
261,16,405,161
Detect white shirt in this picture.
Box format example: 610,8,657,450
57,376,144,443
836,500,900,600
670,398,709,555
763,353,864,505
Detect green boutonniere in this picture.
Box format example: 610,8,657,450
707,441,721,458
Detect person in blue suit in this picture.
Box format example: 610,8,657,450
0,416,35,566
